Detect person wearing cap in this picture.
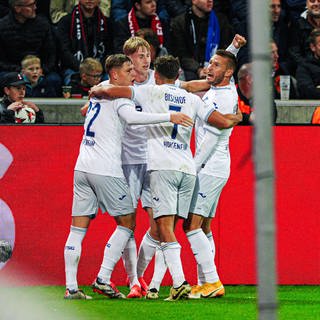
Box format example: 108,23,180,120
0,72,44,123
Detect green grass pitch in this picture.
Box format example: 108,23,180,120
0,285,319,320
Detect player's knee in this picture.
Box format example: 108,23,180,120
115,213,136,231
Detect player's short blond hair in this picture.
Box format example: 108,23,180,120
79,58,103,75
123,36,151,56
21,55,41,69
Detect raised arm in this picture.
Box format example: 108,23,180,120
226,34,247,56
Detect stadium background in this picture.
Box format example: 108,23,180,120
0,126,319,285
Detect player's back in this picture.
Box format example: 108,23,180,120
133,84,213,175
75,97,132,177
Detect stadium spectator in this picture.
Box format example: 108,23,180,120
237,63,253,125
50,0,111,24
282,0,306,23
271,0,292,72
296,28,320,98
69,58,103,98
0,0,61,96
0,72,44,124
112,0,169,53
288,0,320,74
135,28,168,67
229,0,250,68
110,0,171,25
237,60,278,125
272,41,298,99
21,55,58,97
169,0,234,80
56,0,113,85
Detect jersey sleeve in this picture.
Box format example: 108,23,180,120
118,102,170,124
226,43,239,57
196,97,216,123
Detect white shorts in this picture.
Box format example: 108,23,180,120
122,164,152,209
150,170,196,220
72,171,134,217
189,173,228,218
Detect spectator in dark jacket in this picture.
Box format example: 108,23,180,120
288,0,320,74
237,63,253,125
296,28,320,98
229,0,250,68
112,0,169,53
0,0,61,95
169,0,233,80
272,41,298,99
21,55,58,97
271,0,292,72
56,0,113,85
69,57,103,98
0,72,44,124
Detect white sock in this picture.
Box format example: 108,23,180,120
198,231,217,284
137,231,158,278
162,242,185,288
186,229,219,284
97,226,132,284
206,231,216,256
64,226,87,291
206,231,219,283
122,234,139,288
197,264,205,286
149,246,167,291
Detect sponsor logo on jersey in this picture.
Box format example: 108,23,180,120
153,197,160,202
198,192,207,198
65,246,75,250
118,195,126,200
106,243,111,248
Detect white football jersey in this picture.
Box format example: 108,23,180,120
121,69,155,165
196,84,238,178
75,97,135,178
133,84,216,176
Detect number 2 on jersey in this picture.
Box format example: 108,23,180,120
169,105,181,139
85,102,101,137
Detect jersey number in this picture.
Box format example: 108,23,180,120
85,102,101,137
169,105,181,139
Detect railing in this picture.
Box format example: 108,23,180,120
22,98,320,124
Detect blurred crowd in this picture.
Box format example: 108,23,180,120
0,0,320,104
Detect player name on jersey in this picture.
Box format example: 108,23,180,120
164,93,186,104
